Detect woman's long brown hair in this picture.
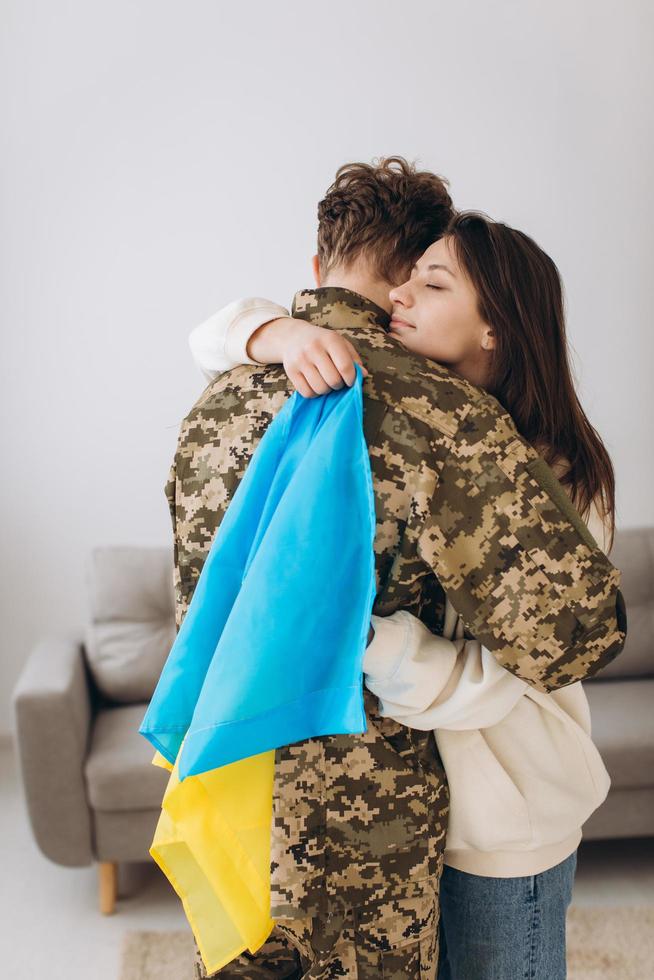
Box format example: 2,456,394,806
446,211,615,548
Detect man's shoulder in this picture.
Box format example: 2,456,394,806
178,339,523,458
358,334,518,445
183,363,292,425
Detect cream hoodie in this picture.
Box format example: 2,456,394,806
188,298,612,877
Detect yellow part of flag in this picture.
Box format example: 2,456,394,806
149,746,275,974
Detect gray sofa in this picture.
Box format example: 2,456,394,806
11,531,654,913
582,529,654,839
12,547,176,914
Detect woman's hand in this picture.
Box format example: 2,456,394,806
247,317,368,398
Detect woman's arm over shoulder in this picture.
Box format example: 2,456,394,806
188,297,290,381
189,298,369,396
364,610,527,731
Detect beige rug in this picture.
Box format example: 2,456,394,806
120,928,196,980
566,906,654,979
120,907,654,980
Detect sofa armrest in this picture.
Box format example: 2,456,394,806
12,638,94,866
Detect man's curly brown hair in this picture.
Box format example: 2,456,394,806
317,156,454,285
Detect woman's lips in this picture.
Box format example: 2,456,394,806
390,317,416,331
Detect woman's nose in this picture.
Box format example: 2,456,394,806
389,280,413,307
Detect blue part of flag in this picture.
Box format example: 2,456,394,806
139,365,377,779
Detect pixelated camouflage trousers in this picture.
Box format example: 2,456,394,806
193,874,440,979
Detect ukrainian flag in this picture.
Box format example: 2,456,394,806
140,366,376,974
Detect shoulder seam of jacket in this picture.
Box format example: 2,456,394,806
383,399,475,439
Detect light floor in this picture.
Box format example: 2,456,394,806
1,741,653,980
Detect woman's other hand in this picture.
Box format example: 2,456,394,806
247,317,368,398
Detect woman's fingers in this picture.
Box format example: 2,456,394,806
288,369,318,399
286,333,369,396
299,360,333,396
333,339,368,385
307,337,368,390
312,348,348,390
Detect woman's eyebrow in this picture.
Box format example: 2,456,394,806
411,262,455,276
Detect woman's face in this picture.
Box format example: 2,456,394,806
388,238,495,387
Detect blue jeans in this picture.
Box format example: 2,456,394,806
437,851,577,980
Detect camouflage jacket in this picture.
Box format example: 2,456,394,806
165,286,626,917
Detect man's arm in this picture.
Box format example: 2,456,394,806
417,397,627,694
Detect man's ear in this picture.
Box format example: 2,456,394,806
312,255,321,287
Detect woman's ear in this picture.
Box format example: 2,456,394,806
312,254,321,287
481,327,496,351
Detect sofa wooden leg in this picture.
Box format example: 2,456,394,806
99,860,117,915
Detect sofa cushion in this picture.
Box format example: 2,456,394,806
85,546,176,702
590,527,654,681
585,678,654,790
85,703,170,811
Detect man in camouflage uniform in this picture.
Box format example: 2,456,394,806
165,160,626,979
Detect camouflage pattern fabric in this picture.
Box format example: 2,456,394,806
273,871,440,978
168,286,626,976
192,929,302,979
192,870,440,978
193,886,439,979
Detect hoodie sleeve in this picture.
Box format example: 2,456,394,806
188,298,290,382
364,610,528,731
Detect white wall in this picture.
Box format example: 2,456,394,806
1,0,652,735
